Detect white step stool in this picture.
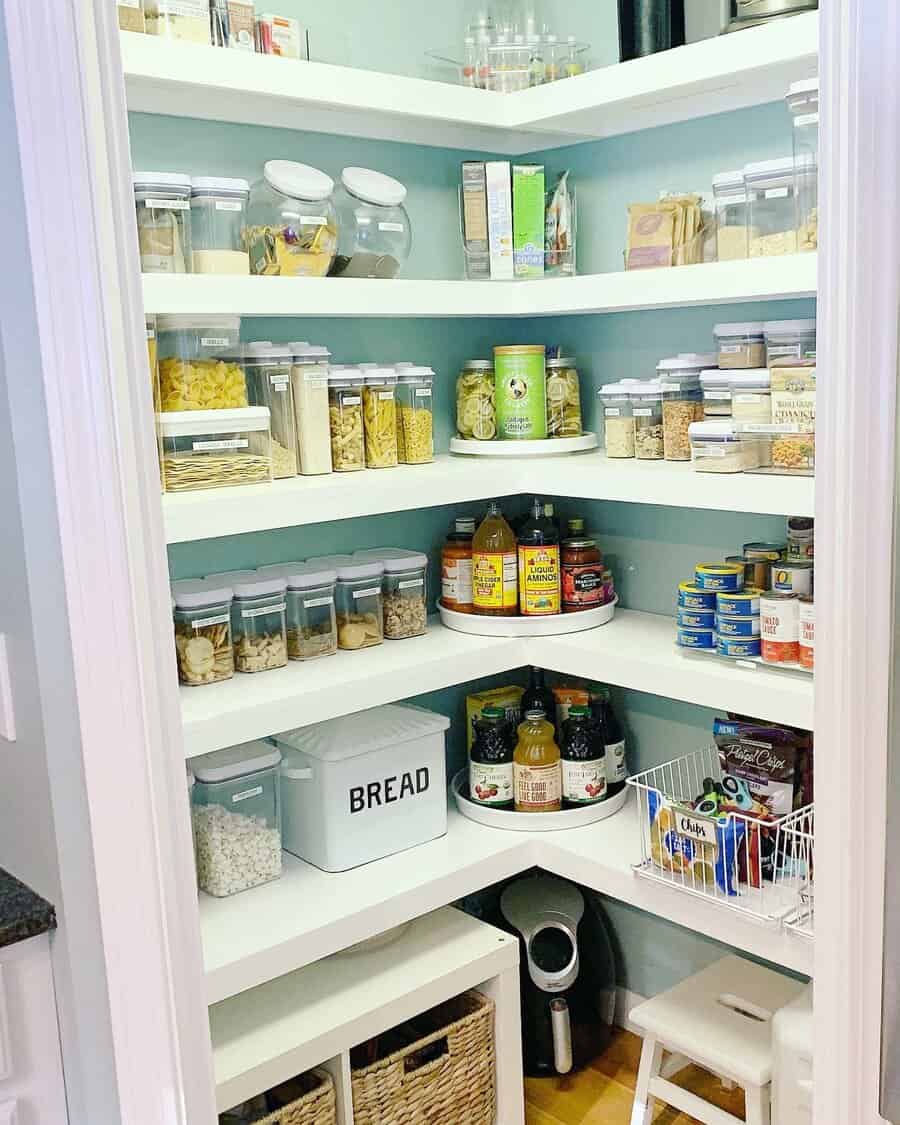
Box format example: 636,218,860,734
629,955,807,1125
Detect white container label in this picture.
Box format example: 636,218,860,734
378,391,394,401
696,446,728,457
303,596,334,609
658,382,680,392
215,200,244,212
300,215,327,225
342,395,361,406
378,221,405,232
241,602,286,618
415,388,432,398
200,337,230,347
633,407,653,417
734,393,764,403
765,187,790,199
794,113,819,127
192,612,229,629
145,198,189,210
304,371,327,385
270,373,290,387
741,422,803,434
720,344,743,353
353,587,381,599
704,392,730,401
146,327,155,339
192,438,248,451
232,785,263,803
604,407,621,417
398,579,424,590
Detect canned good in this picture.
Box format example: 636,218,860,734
716,614,761,638
760,592,800,664
694,562,744,592
717,636,762,659
743,541,785,562
787,516,814,563
799,595,814,670
726,555,771,592
772,561,813,596
677,608,716,629
677,626,716,649
678,582,717,610
717,590,761,617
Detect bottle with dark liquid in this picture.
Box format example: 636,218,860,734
469,705,514,808
517,498,561,616
522,666,555,719
561,705,606,808
590,687,627,797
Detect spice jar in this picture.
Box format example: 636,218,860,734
159,408,272,492
144,0,211,40
632,382,664,460
363,368,399,469
376,550,429,640
327,368,365,472
118,0,145,32
231,575,288,673
441,516,475,613
285,564,338,661
657,358,704,461
456,360,496,440
700,369,732,418
330,167,412,279
335,560,384,650
291,343,332,476
730,369,772,424
189,177,250,275
243,344,298,478
598,383,635,458
133,172,191,274
546,357,583,438
561,538,606,613
713,170,749,261
396,366,434,464
244,161,338,278
714,322,766,369
745,157,799,257
172,580,234,686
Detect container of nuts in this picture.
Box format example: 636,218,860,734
631,381,664,460
657,356,709,462
356,548,428,640
172,579,235,686
230,575,289,673
285,564,338,661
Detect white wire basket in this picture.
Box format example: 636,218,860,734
627,748,805,925
774,803,814,938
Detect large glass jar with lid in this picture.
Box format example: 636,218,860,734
290,343,332,476
456,359,496,440
745,158,799,256
244,161,338,278
631,382,664,460
362,368,399,468
787,78,818,251
133,171,191,274
243,343,298,478
545,357,583,438
330,167,412,279
598,383,635,459
157,315,245,412
189,176,250,275
657,357,705,461
396,366,435,464
327,368,365,471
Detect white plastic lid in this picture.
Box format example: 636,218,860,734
232,575,288,599
714,322,765,337
273,704,449,764
285,564,337,590
263,160,334,203
156,314,241,334
335,559,385,581
158,407,270,437
630,380,662,396
192,741,282,784
205,569,257,585
744,157,795,186
700,370,731,387
689,421,741,441
364,367,398,384
598,383,625,396
256,562,305,579
133,171,191,193
190,176,250,196
657,356,708,373
307,554,354,570
764,319,817,336
341,167,408,207
243,342,293,363
328,367,363,384
172,578,233,609
398,366,434,382
729,369,771,387
712,170,744,190
291,342,331,360
355,548,428,572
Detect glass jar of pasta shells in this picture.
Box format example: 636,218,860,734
545,356,583,438
363,368,399,468
244,161,338,278
242,343,299,479
395,366,434,464
328,368,365,472
230,576,289,673
172,580,235,686
456,360,495,440
335,560,384,650
285,564,338,661
157,315,246,412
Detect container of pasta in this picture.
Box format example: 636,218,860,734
159,408,272,493
494,345,547,440
396,366,434,464
456,360,496,440
545,357,583,438
243,343,298,479
285,564,338,661
335,560,385,650
328,368,365,472
244,161,338,278
157,315,245,412
363,368,399,468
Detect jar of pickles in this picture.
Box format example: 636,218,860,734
244,161,338,278
363,368,399,468
243,343,298,478
598,383,634,458
545,357,583,438
285,564,338,661
327,368,365,472
157,315,245,412
396,366,434,464
335,560,384,650
231,576,288,673
456,360,496,440
133,171,191,274
172,580,235,686
632,382,664,460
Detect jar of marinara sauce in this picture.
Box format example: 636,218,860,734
561,537,606,613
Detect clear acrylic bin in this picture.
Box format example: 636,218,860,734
172,580,234,686
713,170,748,261
745,158,799,257
599,383,635,458
363,369,399,469
328,369,365,472
335,560,384,650
243,343,298,478
156,314,245,412
459,181,576,279
189,176,250,275
159,407,271,493
787,78,819,252
230,576,288,673
285,564,338,661
396,366,435,464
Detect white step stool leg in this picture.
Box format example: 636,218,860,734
745,1083,771,1125
631,1036,664,1125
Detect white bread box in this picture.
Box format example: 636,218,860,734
272,703,450,872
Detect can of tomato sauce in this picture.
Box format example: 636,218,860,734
760,592,800,664
799,595,814,670
561,538,605,612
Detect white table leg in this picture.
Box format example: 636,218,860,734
631,1037,664,1125
478,965,525,1125
745,1082,771,1125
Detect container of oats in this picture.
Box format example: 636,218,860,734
632,381,664,460
285,564,338,661
657,357,707,461
335,560,385,650
744,158,799,257
159,407,272,493
356,549,428,640
172,580,235,687
327,367,365,472
599,383,635,458
712,170,749,261
231,575,289,673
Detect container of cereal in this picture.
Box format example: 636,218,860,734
243,343,298,478
599,383,635,458
700,369,732,419
689,421,760,473
714,322,766,369
695,562,744,592
363,368,399,469
285,564,338,661
799,595,814,669
494,344,547,440
456,360,496,440
133,172,191,274
729,369,772,424
335,560,385,650
291,343,333,476
545,357,583,438
657,358,705,461
189,176,250,275
328,368,365,472
190,742,282,897
744,157,799,257
244,161,338,278
172,580,234,686
713,170,749,261
678,582,716,610
764,320,817,367
157,315,245,412
760,591,800,664
231,575,288,673
159,408,272,492
632,381,663,460
396,367,435,464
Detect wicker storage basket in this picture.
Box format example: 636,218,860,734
224,1068,336,1125
350,990,496,1125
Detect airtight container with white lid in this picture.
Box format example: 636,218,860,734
244,160,337,277
328,367,365,472
713,170,748,261
285,564,338,661
172,579,234,686
230,574,288,674
362,367,399,469
335,559,385,650
395,367,435,464
291,343,332,476
156,315,245,412
159,407,271,492
354,548,429,639
714,322,766,369
598,383,635,458
700,369,732,418
689,421,761,474
189,176,250,275
272,703,449,872
190,741,283,897
133,171,191,274
787,77,819,252
744,157,799,257
331,167,412,279
657,358,705,462
764,319,817,367
242,343,298,478
729,369,772,424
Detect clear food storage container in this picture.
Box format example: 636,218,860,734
788,77,819,251
157,315,245,412
745,158,799,257
291,343,333,476
330,168,412,279
546,357,583,438
632,382,664,460
356,549,428,640
714,322,766,369
146,315,160,410
456,360,495,440
244,161,338,278
363,368,399,468
335,560,384,650
328,368,365,472
700,369,732,418
657,358,705,462
689,422,760,474
189,176,250,275
730,369,772,424
765,319,817,367
243,343,298,478
713,170,748,261
133,172,191,274
285,564,338,661
231,575,288,673
190,742,282,897
118,0,145,33
747,428,815,476
396,366,434,464
172,580,234,686
599,383,635,458
144,0,211,40
159,407,272,492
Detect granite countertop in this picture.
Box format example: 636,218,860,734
0,869,56,948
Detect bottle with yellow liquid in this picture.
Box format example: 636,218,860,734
514,709,562,812
472,501,518,616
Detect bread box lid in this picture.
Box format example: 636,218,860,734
273,704,450,764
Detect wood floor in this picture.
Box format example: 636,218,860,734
524,1028,747,1125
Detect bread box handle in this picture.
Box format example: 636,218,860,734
281,765,313,781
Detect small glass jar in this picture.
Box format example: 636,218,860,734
545,357,583,438
363,368,399,468
764,319,817,368
335,560,385,650
172,580,234,686
598,383,635,459
144,0,211,40
291,343,333,476
745,158,799,257
118,0,145,32
327,368,365,472
689,422,761,474
788,78,819,252
190,177,250,275
632,382,664,460
285,565,338,661
243,344,298,478
133,171,191,274
230,576,288,673
159,407,272,492
330,168,412,279
700,369,732,419
395,366,435,464
190,742,282,898
657,359,705,462
714,322,766,369
712,170,748,261
730,369,772,424
456,360,496,440
157,315,245,412
244,161,337,278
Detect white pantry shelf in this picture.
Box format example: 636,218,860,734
121,14,817,152
201,798,812,1007
142,255,816,320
